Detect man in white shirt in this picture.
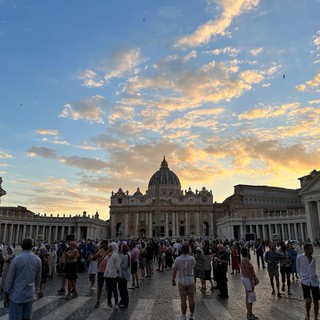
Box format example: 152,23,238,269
297,243,319,320
172,244,196,320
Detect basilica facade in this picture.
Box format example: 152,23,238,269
109,158,319,242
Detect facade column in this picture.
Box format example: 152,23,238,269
149,212,153,238
185,212,188,237
15,224,20,244
195,212,200,237
172,212,176,237
176,212,179,237
48,226,52,243
3,223,8,243
135,214,139,237
124,213,129,238
22,224,26,240
294,223,298,240
55,226,58,241
8,224,13,244
36,225,39,240
77,226,80,240
165,212,169,237
305,201,313,242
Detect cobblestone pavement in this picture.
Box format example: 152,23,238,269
1,248,320,320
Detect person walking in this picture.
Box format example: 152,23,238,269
104,243,120,310
118,244,130,308
215,244,230,299
240,247,259,320
297,243,320,320
264,242,282,297
172,244,196,320
4,237,42,320
129,241,140,289
87,246,98,290
63,241,79,298
254,239,265,269
92,240,110,308
278,241,292,295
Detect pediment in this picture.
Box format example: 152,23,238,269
300,172,320,195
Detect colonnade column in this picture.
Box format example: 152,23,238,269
15,225,19,244
48,226,52,243
22,224,26,240
3,224,7,243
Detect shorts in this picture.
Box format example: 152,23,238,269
280,266,291,274
178,283,195,299
97,272,107,290
268,269,279,278
131,261,138,274
241,276,253,291
204,270,212,280
302,283,320,300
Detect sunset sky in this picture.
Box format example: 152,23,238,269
1,0,320,220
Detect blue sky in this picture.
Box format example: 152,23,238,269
1,0,320,220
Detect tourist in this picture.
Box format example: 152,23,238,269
264,242,282,297
297,243,319,320
278,241,292,295
1,246,15,290
4,237,41,319
203,243,214,291
288,241,298,280
37,246,50,298
240,247,259,320
104,242,120,310
145,241,154,278
254,239,265,269
87,246,98,290
129,241,140,288
118,244,131,308
230,244,240,275
139,242,147,279
172,244,196,320
48,245,56,278
92,239,110,308
215,244,230,298
64,241,79,298
194,247,205,291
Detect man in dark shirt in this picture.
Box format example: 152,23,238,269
254,239,265,269
215,244,230,299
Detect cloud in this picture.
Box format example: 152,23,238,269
58,156,108,171
104,48,143,82
0,150,13,159
313,30,320,50
205,47,240,57
35,129,59,136
175,0,260,47
59,95,105,123
78,69,104,88
250,47,263,56
27,146,57,159
296,70,320,92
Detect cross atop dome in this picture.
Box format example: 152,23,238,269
161,156,168,168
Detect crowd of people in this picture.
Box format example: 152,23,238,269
0,237,319,320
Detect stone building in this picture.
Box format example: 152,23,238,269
299,169,320,242
109,157,225,239
216,184,307,241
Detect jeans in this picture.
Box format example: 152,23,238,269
9,300,33,320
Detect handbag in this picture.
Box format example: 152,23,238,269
253,273,259,286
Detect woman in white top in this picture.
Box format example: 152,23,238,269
87,246,98,289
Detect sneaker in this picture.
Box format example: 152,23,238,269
189,314,194,320
114,304,119,310
57,288,65,294
135,284,140,288
118,304,127,308
179,316,186,320
247,314,259,320
90,286,95,291
106,304,113,311
288,291,292,296
128,286,136,289
38,292,44,298
271,290,275,295
95,301,100,308
277,292,282,297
